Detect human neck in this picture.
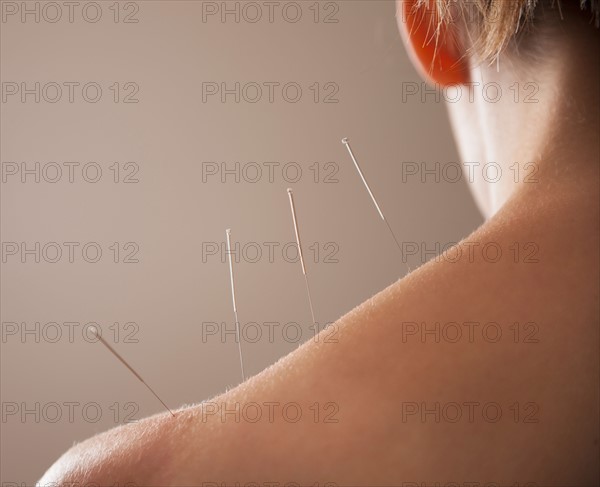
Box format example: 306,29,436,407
461,36,600,217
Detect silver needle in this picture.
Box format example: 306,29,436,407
286,189,317,328
89,326,176,417
226,228,246,382
342,137,408,264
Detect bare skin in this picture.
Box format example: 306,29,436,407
40,1,599,485
39,165,600,485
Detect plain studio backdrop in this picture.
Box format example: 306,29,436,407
0,0,482,482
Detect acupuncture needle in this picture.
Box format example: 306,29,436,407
89,326,176,417
286,188,317,329
226,228,246,382
342,137,409,269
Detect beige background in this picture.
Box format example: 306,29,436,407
0,0,482,482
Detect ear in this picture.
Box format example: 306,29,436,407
397,0,469,86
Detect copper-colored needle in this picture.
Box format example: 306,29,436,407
90,326,176,417
342,137,408,268
287,189,317,328
226,228,246,382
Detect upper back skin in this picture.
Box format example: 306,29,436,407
40,159,600,486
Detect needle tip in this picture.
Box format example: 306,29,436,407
89,326,98,336
287,188,293,194
341,137,349,145
226,228,231,235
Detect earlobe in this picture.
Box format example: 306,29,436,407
397,0,469,86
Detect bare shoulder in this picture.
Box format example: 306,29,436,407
40,189,599,486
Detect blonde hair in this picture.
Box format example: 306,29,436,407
425,0,600,61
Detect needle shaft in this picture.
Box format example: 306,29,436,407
226,229,246,382
342,137,408,268
342,137,385,221
90,327,175,417
287,189,317,327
